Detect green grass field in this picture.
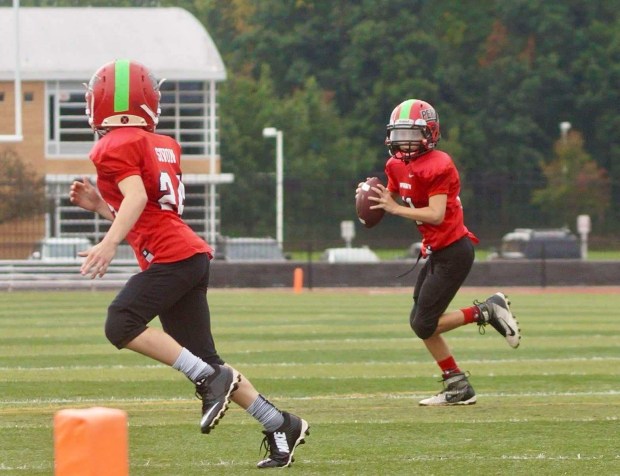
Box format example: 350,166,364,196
1,288,619,475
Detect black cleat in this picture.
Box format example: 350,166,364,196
257,412,309,468
195,365,240,434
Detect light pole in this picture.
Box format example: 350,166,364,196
559,121,571,143
262,127,284,249
0,0,23,143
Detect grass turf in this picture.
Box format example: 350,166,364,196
0,288,619,475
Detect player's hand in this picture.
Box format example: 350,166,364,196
79,240,117,279
368,184,399,214
70,176,102,213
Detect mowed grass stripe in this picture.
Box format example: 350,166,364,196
2,358,619,382
2,355,619,371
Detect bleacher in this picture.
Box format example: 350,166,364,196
0,260,140,291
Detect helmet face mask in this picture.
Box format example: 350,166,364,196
388,126,426,153
386,99,440,161
85,59,162,135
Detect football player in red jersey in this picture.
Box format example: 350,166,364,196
70,60,308,467
357,99,521,405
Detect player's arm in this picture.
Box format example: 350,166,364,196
70,176,115,221
80,175,147,278
370,185,447,225
396,193,446,225
102,175,147,246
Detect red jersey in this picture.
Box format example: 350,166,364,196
90,127,212,270
385,149,477,253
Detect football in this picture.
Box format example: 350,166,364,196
356,177,385,228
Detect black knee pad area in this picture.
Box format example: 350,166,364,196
410,312,435,340
104,302,147,349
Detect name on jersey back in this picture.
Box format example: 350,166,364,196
155,147,177,163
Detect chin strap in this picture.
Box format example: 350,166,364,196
394,148,433,162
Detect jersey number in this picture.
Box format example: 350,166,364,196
159,172,185,215
403,197,423,225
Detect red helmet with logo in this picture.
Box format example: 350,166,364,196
385,99,440,161
85,59,161,135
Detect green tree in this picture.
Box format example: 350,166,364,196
0,150,46,223
277,76,377,241
12,1,620,239
532,130,611,228
217,66,280,237
217,66,376,242
201,0,620,238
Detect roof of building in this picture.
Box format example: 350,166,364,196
0,7,226,81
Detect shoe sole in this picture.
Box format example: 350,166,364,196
419,395,477,406
201,369,241,434
282,419,310,468
495,293,521,349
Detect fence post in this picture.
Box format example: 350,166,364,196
306,242,313,290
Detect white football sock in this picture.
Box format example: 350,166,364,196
172,347,214,383
247,395,285,432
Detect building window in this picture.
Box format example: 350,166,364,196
46,81,96,156
45,80,219,158
0,91,4,102
24,92,34,102
158,81,217,156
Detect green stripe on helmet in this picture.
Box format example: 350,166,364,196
114,59,130,112
399,99,415,119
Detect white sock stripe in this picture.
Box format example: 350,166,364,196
247,395,285,432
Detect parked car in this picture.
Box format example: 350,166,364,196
214,236,287,261
30,237,92,262
320,247,380,263
490,228,581,260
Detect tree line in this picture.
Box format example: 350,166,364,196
16,0,620,247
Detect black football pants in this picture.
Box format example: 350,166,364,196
105,253,224,366
410,236,475,339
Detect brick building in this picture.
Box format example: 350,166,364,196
0,7,232,259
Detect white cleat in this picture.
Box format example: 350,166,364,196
477,292,521,348
419,372,477,406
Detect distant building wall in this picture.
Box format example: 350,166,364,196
0,81,47,258
0,8,232,257
0,81,46,171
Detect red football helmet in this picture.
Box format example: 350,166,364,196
85,59,161,135
385,99,440,161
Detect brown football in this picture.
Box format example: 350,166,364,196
356,177,385,228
